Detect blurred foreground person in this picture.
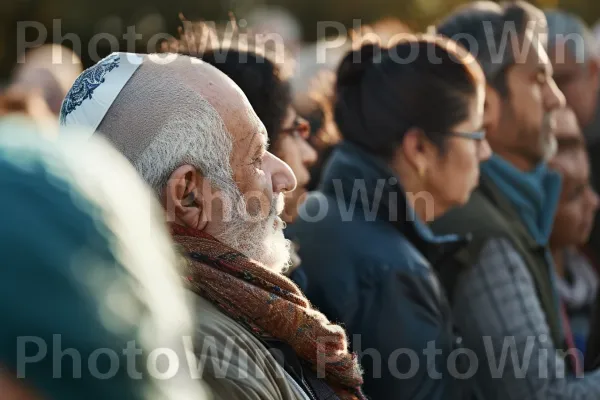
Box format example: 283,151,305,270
430,2,600,398
60,52,365,400
290,37,490,399
0,119,206,399
12,44,83,115
549,107,599,355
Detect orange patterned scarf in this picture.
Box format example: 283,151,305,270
171,224,365,400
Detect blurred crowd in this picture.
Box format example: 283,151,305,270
7,1,600,399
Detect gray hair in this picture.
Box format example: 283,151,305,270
95,55,291,271
97,58,235,199
545,9,597,65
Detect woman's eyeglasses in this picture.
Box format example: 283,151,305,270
446,130,488,157
280,117,310,140
447,130,486,141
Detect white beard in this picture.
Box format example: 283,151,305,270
214,190,291,273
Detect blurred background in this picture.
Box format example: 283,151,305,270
1,0,598,83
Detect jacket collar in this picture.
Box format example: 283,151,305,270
478,173,543,250
480,155,561,247
320,141,469,264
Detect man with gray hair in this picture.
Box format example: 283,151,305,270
430,1,600,399
60,53,366,400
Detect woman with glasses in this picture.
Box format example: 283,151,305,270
288,36,491,400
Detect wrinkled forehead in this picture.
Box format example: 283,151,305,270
154,56,266,147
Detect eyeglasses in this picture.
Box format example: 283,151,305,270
446,130,488,157
280,117,310,140
447,130,486,141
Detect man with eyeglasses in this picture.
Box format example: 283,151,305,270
429,2,600,399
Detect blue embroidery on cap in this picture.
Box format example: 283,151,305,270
59,53,121,124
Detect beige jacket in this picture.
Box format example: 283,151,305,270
190,292,310,400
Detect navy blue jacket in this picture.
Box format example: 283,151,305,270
289,142,474,400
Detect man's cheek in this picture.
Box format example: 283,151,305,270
244,190,272,219
245,196,263,218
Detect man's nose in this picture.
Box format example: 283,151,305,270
265,151,297,194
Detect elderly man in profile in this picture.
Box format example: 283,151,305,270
60,53,365,400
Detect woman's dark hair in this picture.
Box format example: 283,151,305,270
199,50,292,145
334,35,485,161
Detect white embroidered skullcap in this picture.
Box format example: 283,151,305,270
59,53,144,138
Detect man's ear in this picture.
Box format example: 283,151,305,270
164,165,208,230
398,127,431,175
